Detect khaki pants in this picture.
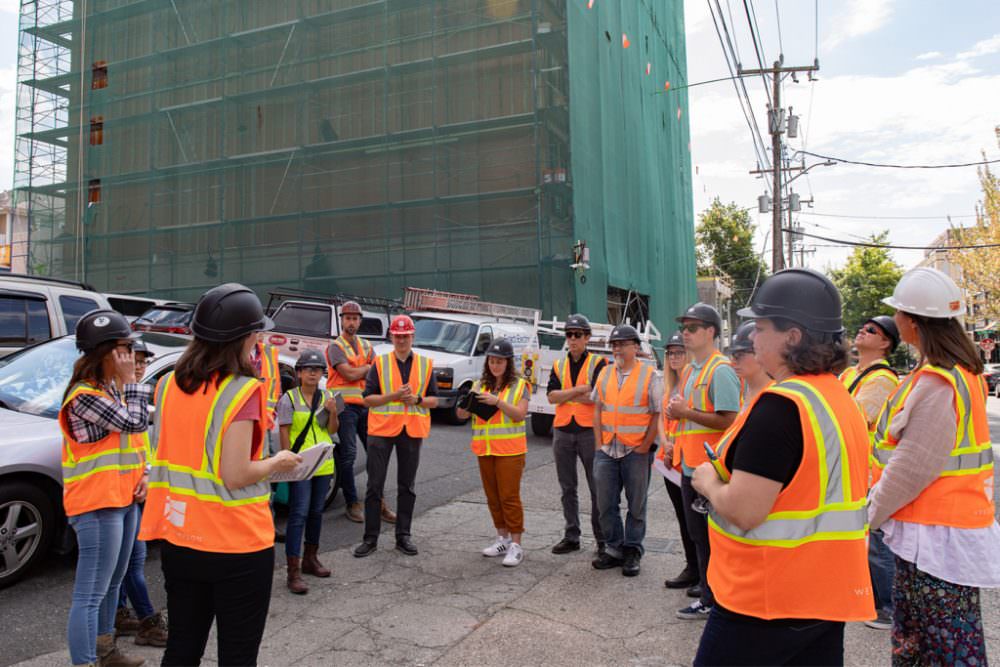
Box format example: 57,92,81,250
477,454,526,534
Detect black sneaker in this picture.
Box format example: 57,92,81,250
353,541,378,558
395,537,418,556
664,566,698,589
591,552,623,570
676,601,712,620
551,538,581,555
622,549,641,577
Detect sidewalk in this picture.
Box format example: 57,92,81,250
20,460,999,666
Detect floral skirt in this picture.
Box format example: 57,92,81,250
892,556,987,666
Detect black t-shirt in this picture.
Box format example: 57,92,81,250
722,393,803,489
546,352,608,433
363,354,438,398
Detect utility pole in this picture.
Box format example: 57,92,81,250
743,56,819,271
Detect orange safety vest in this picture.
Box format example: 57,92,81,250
656,388,681,467
59,383,147,517
674,351,733,468
595,363,654,448
871,364,994,528
255,341,280,427
367,352,433,439
552,353,601,429
470,378,528,456
325,335,374,405
138,372,273,553
708,374,875,622
839,363,899,433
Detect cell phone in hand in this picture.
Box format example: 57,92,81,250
333,392,346,415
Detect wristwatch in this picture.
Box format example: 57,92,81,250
416,395,423,406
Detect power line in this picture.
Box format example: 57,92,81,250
742,0,773,107
773,0,784,53
784,228,1000,250
799,150,1000,170
800,211,977,221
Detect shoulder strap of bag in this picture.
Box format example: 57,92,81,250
847,363,895,395
291,389,323,454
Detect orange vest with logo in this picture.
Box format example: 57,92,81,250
552,353,601,429
871,364,994,528
255,341,280,428
367,353,433,439
326,335,374,405
138,372,273,553
470,378,528,456
675,352,733,468
708,374,875,621
59,383,147,517
595,363,654,448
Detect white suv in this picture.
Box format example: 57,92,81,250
0,274,112,358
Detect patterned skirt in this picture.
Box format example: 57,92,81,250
892,556,987,666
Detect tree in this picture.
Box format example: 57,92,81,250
829,231,908,365
695,198,769,307
948,159,1000,325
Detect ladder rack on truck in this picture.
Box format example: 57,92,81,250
403,287,539,323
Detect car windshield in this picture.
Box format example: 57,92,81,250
413,317,478,355
135,307,192,325
0,337,79,419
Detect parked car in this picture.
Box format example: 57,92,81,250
103,293,171,322
984,363,1000,398
131,302,195,335
0,274,112,358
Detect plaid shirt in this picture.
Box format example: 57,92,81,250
65,382,152,444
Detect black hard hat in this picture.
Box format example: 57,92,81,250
132,339,154,359
486,338,515,359
608,324,640,343
676,302,723,337
191,283,274,343
737,268,844,336
665,332,684,349
866,315,900,353
295,349,327,370
75,309,139,352
729,321,755,354
565,314,592,333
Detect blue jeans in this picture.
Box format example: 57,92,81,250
118,504,155,620
285,474,332,558
67,503,139,665
869,528,895,614
593,448,654,558
335,403,367,504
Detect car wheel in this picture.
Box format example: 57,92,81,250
530,413,554,437
0,482,56,589
442,384,472,425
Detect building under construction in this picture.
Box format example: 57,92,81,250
14,0,696,327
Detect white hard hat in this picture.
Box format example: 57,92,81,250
882,267,965,319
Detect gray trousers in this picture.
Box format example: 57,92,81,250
552,428,605,544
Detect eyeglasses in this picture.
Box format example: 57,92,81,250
565,331,588,339
667,349,686,358
135,358,150,366
679,323,707,334
731,350,755,360
610,340,637,348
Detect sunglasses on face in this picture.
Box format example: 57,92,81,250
861,325,880,336
679,323,707,334
565,331,588,339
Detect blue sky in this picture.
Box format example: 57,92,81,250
0,1,998,273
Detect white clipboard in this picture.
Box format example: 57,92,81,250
269,443,334,482
652,456,682,486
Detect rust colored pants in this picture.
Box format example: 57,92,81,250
477,454,526,534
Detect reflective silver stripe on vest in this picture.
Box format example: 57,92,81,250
601,424,649,434
472,425,524,436
710,505,867,543
943,448,994,472
147,465,270,504
149,372,173,455
201,376,262,474
62,433,141,477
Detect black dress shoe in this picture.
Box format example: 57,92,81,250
591,552,623,570
395,537,418,556
596,541,607,555
551,538,581,555
687,584,702,599
622,549,641,577
664,566,698,589
353,541,378,558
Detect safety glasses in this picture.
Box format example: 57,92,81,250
666,349,686,358
679,323,707,334
861,325,880,336
565,331,587,339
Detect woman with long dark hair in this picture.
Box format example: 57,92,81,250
139,284,300,666
59,309,148,667
869,267,999,665
457,338,530,567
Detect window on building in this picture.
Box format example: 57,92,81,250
90,116,104,146
88,179,102,204
92,61,108,89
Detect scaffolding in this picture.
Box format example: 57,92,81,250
13,0,696,329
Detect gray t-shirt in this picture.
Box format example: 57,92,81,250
591,364,663,459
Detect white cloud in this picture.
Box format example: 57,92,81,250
823,0,894,49
915,51,943,61
0,1,19,16
684,0,712,37
0,65,15,192
957,33,1000,60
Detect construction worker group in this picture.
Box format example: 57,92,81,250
59,266,997,666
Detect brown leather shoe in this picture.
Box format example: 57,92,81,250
96,634,144,667
286,556,308,595
381,500,397,524
134,611,167,647
302,543,331,578
345,502,364,523
114,607,140,637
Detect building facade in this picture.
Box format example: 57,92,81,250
14,0,696,327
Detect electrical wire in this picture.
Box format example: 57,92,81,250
773,0,783,53
799,151,1000,170
800,211,977,221
784,228,1000,250
742,0,774,107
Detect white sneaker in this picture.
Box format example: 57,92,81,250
482,537,511,557
502,542,524,567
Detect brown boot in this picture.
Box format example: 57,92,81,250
114,607,140,637
302,543,331,578
96,633,144,667
345,502,364,523
381,499,397,524
134,611,168,647
286,556,308,594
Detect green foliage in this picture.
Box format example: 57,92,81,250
695,198,769,296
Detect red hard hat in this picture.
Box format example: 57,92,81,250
340,300,362,315
389,315,416,335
